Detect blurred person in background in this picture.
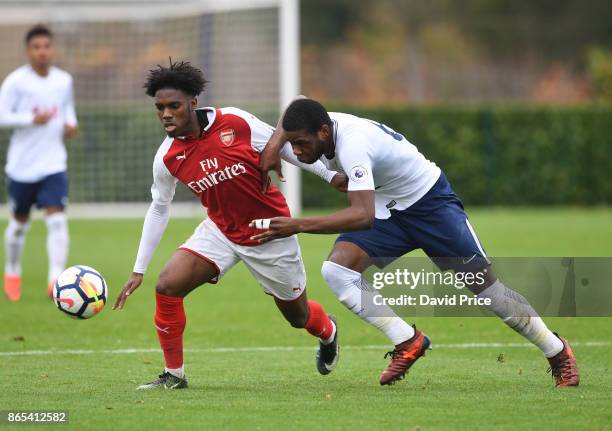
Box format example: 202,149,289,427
0,24,78,301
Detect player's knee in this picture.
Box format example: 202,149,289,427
322,260,365,307
7,218,31,237
13,214,30,224
45,212,68,232
321,260,352,286
155,276,182,298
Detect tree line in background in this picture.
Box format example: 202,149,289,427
301,0,612,104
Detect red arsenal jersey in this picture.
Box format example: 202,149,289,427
151,107,290,246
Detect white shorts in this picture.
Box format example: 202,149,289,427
179,218,307,301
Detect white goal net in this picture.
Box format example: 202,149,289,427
0,0,300,217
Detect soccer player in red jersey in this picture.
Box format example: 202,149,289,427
113,61,343,390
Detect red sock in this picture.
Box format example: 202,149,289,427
304,301,334,340
154,292,186,369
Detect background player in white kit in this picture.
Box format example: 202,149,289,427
113,61,343,390
253,98,579,388
0,25,78,301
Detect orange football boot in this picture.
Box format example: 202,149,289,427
547,334,580,387
380,326,431,385
47,280,56,300
4,274,22,301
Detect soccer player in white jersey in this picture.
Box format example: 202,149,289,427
0,25,78,301
252,98,579,388
113,61,343,390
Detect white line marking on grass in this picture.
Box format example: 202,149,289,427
0,341,609,357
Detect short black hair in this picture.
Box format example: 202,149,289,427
25,24,52,45
282,98,332,134
143,59,207,97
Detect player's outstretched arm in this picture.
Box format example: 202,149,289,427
250,189,374,243
113,202,171,310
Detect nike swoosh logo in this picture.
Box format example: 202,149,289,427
155,325,170,334
462,254,477,265
57,297,74,307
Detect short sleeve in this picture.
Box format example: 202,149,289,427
221,107,274,152
337,132,375,192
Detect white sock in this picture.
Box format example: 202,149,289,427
4,218,30,276
45,213,69,283
478,280,564,357
165,366,185,378
321,261,415,345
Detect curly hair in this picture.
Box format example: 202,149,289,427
143,59,207,97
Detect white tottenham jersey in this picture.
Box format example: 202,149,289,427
319,112,441,219
0,65,77,182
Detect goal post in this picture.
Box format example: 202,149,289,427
279,0,302,216
0,0,302,217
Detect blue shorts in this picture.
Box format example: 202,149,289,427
337,172,489,271
7,172,69,215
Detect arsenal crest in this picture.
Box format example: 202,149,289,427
219,129,235,147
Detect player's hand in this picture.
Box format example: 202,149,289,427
259,151,284,193
249,217,298,243
330,173,348,193
113,272,144,310
33,111,54,125
64,124,79,140
259,136,285,192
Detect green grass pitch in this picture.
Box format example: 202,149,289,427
1,208,611,430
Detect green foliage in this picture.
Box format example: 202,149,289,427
303,105,612,207
2,105,611,207
587,47,612,102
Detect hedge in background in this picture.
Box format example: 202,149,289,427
303,106,612,207
1,105,610,206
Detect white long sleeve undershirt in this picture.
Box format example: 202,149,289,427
279,142,337,183
132,202,171,274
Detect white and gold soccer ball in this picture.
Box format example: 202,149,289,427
52,265,108,319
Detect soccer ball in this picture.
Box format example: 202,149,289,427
52,265,108,319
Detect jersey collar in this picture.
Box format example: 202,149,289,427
195,107,217,133
324,119,338,160
176,107,217,141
